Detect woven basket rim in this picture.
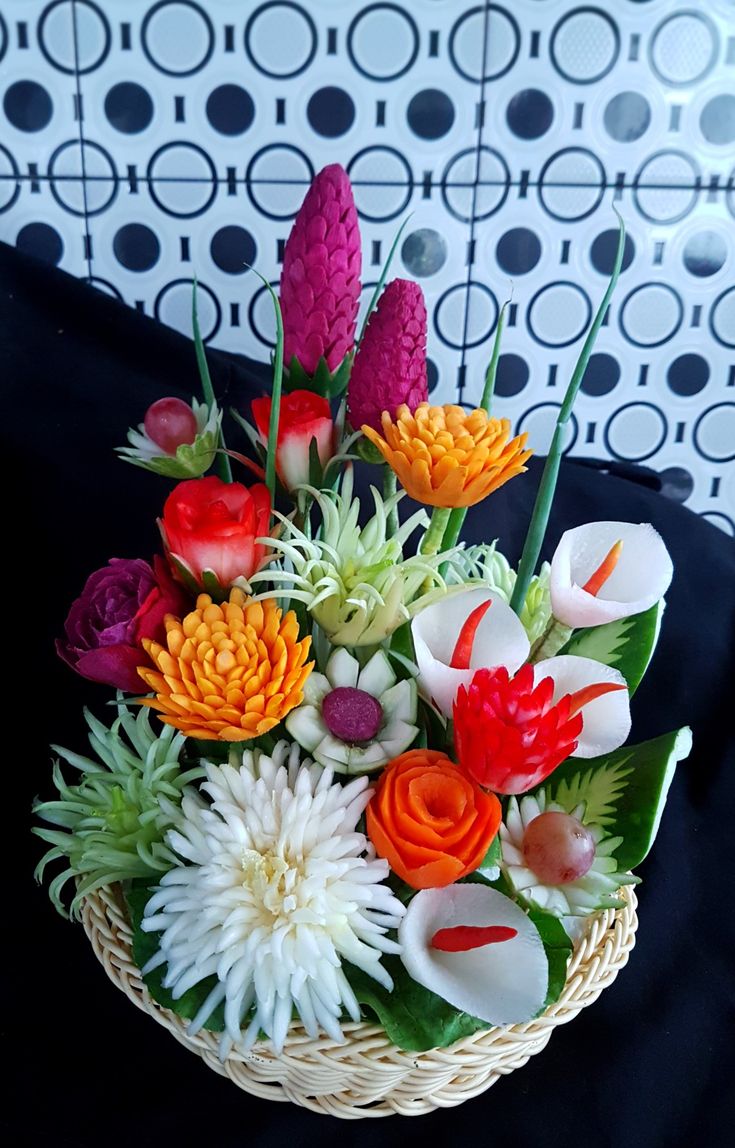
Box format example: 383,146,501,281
80,881,637,1116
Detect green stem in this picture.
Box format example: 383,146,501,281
248,274,284,508
420,506,452,557
383,466,398,538
480,295,510,415
437,296,511,571
529,618,573,663
509,212,626,617
192,280,232,483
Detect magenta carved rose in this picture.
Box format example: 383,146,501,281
56,556,189,692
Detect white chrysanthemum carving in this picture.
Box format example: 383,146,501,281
141,741,405,1054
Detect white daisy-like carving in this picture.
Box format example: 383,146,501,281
285,648,418,773
141,742,405,1053
500,791,638,918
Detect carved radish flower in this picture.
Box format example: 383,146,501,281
550,521,673,628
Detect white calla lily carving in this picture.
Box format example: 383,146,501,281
533,654,631,758
411,587,530,717
398,883,548,1025
550,520,673,628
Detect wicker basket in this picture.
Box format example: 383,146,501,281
81,883,637,1118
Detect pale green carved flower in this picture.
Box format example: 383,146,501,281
33,703,203,917
252,470,454,646
445,543,552,644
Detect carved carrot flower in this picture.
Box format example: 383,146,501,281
361,403,532,508
138,588,312,741
347,278,428,433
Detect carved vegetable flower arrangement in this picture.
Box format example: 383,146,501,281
34,165,691,1072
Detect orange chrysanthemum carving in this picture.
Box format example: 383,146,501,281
138,589,313,741
362,402,532,508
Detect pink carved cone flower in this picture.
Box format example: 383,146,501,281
280,164,362,379
348,278,429,433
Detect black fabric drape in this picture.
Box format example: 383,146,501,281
3,241,733,1148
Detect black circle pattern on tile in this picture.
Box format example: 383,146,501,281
426,357,439,395
206,85,255,136
550,7,620,85
1,0,731,536
104,83,154,133
666,353,710,397
38,0,111,74
113,223,161,272
580,353,621,397
603,92,651,142
3,81,53,132
659,466,694,503
210,226,257,274
506,89,554,139
495,353,529,398
700,95,735,145
141,1,214,76
683,231,728,277
693,403,735,463
407,89,455,140
307,87,355,137
16,222,64,265
448,5,521,83
590,229,635,275
245,2,318,79
347,4,419,82
401,228,447,277
496,228,541,275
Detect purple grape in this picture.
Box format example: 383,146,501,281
522,811,596,885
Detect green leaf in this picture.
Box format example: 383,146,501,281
125,883,226,1033
476,833,502,880
527,909,572,1011
345,956,488,1052
286,353,353,398
544,727,692,871
510,212,626,616
560,600,665,694
551,757,634,829
192,280,231,483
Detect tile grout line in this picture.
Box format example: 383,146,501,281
457,1,493,405
70,0,92,280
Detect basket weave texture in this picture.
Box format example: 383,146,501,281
81,883,637,1118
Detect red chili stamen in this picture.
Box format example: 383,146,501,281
582,540,623,597
430,925,518,953
450,599,493,669
566,681,627,716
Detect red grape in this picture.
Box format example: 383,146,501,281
144,398,198,454
522,811,596,885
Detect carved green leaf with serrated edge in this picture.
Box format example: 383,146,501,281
551,758,635,828
560,600,664,694
540,727,692,872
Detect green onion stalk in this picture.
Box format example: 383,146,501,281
192,279,232,483
509,213,627,616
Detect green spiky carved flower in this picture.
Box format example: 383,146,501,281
251,470,455,646
445,543,552,645
117,398,222,479
33,703,204,918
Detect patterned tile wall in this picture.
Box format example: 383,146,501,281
0,0,733,532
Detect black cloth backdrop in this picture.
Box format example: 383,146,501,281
3,240,734,1148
